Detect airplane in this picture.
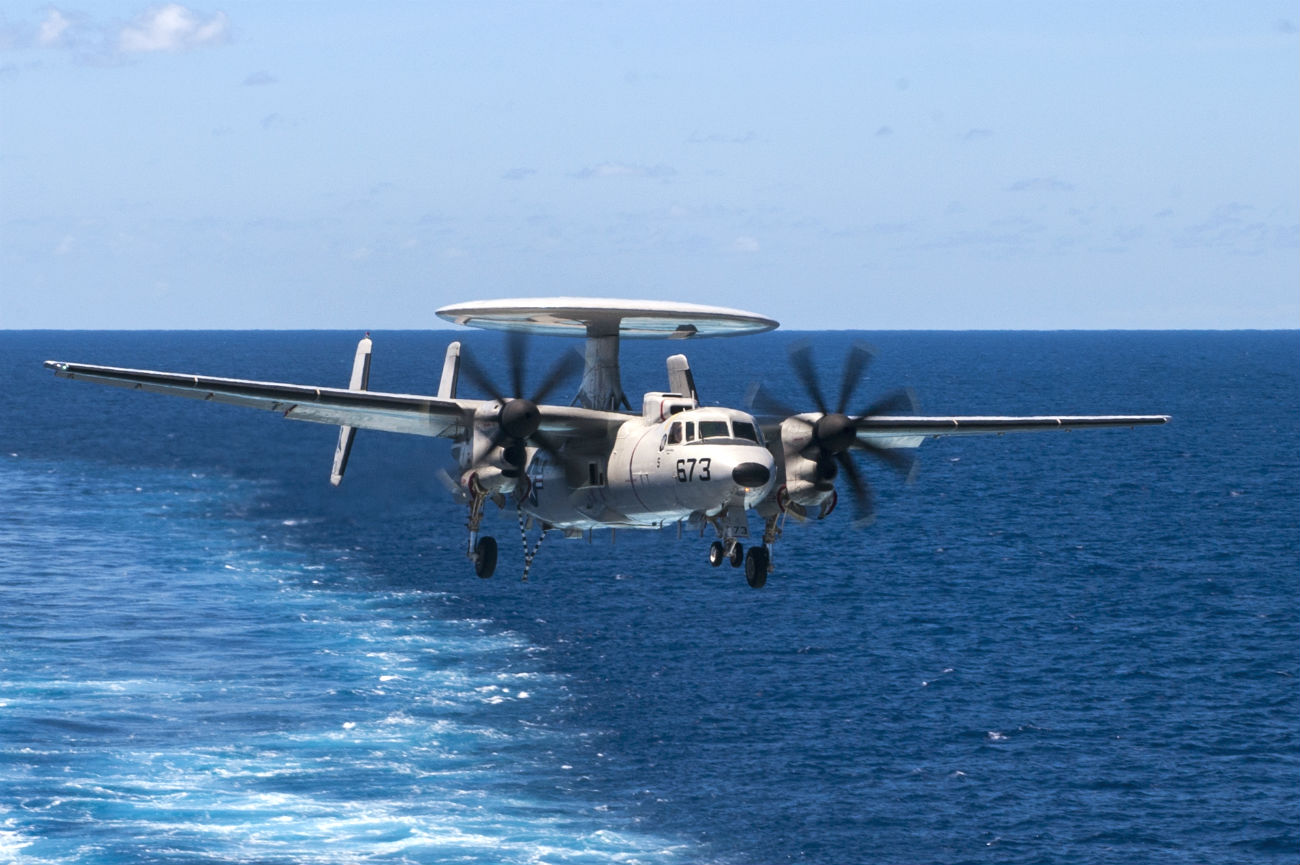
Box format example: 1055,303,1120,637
44,298,1168,588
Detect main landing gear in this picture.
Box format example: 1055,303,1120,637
744,546,769,589
473,536,497,578
465,474,498,579
464,473,547,582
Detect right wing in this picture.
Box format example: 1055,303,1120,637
44,360,632,444
45,360,472,439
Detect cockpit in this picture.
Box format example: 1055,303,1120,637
665,414,763,446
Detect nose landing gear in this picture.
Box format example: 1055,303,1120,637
707,538,745,568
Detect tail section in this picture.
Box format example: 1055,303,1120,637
329,333,373,486
438,341,461,399
666,353,697,401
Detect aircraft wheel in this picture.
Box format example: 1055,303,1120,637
708,540,725,567
474,536,498,579
744,546,769,589
728,542,744,568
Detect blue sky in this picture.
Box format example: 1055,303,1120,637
2,2,1297,329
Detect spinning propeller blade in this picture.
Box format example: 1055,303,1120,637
754,340,918,525
459,334,582,474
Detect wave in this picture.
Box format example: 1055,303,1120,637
0,459,690,864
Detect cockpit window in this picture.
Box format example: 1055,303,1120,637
732,420,760,443
698,420,730,440
668,422,683,444
685,421,696,442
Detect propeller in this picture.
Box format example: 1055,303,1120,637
458,332,582,477
752,341,918,525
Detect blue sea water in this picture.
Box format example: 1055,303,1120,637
1,330,1296,864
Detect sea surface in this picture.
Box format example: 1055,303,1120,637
1,330,1296,864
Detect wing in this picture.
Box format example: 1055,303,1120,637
44,359,631,444
45,360,472,438
853,414,1170,448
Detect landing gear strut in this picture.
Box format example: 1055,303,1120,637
465,474,497,579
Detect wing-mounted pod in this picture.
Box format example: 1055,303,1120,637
329,333,373,486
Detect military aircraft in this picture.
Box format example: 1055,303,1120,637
44,298,1168,588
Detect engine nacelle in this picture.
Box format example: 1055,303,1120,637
461,459,528,500
760,416,838,519
461,405,533,495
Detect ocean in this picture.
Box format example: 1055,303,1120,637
2,330,1296,864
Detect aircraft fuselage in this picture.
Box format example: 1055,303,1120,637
523,407,775,530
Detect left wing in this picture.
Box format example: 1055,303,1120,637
853,414,1170,448
44,360,473,439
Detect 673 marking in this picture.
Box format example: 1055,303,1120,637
675,457,711,482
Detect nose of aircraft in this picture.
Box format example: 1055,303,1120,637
731,461,771,488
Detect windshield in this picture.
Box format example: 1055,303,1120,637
698,420,730,440
732,420,760,443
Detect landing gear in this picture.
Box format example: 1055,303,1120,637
744,546,769,588
703,505,775,587
474,536,498,578
707,539,744,568
465,472,497,578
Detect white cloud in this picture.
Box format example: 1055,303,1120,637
119,4,228,53
38,9,71,46
731,235,760,253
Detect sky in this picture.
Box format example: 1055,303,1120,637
1,2,1297,330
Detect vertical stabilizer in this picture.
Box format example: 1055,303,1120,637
666,353,698,401
438,341,461,399
330,334,372,487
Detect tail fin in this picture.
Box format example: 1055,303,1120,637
329,333,373,487
666,353,697,401
438,341,461,399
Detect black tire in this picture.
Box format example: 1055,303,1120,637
474,536,498,579
745,546,769,588
708,540,725,567
729,542,744,568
